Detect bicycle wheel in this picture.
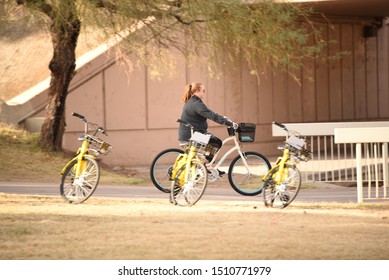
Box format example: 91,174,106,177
170,161,208,206
228,151,271,196
60,157,100,204
263,164,301,209
150,148,184,193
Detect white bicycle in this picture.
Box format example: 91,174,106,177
150,119,271,196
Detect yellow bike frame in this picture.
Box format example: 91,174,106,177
171,143,203,186
60,138,95,177
262,145,295,184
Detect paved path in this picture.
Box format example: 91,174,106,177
0,181,377,203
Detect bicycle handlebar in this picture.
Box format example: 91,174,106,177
72,112,87,122
73,112,108,136
177,118,240,140
273,121,286,130
177,118,238,130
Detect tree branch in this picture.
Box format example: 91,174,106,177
92,0,117,13
172,14,206,25
16,0,53,18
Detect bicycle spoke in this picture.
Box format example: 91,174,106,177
60,157,100,204
170,161,207,206
263,164,301,209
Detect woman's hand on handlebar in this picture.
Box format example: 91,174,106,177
224,116,239,130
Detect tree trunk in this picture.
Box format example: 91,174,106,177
39,18,81,151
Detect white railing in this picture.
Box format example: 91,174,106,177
335,127,389,203
272,121,389,203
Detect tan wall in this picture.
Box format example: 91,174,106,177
61,19,389,168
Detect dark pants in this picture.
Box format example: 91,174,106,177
207,135,222,162
209,135,222,149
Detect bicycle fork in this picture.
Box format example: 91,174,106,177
171,147,197,187
60,140,90,178
262,149,292,184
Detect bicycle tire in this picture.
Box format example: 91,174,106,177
60,157,100,204
170,161,208,206
228,151,271,196
150,148,184,193
263,164,301,209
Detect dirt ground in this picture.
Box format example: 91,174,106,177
1,193,389,260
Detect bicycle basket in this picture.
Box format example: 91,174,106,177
238,123,256,142
87,135,112,155
286,133,312,162
286,135,306,150
189,132,214,156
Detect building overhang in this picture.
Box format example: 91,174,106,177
285,0,389,17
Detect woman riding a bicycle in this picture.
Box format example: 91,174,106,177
179,82,238,164
150,82,271,199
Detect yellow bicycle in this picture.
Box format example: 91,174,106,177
262,121,312,208
60,112,112,203
169,125,209,206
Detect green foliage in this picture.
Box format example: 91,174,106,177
76,0,328,80
6,0,330,80
3,0,332,152
0,0,44,30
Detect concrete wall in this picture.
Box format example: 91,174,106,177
23,19,389,168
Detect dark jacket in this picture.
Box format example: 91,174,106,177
178,96,233,142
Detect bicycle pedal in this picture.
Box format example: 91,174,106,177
217,169,226,176
173,186,181,195
281,194,290,202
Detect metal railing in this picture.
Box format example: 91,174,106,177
334,127,389,203
272,121,389,203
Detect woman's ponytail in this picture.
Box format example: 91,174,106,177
181,82,202,103
181,84,193,103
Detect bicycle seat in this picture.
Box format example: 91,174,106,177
277,143,286,150
177,119,193,128
179,141,189,147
